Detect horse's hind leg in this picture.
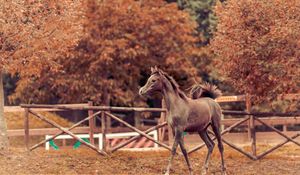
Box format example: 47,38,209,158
178,134,193,175
211,120,226,175
198,130,215,175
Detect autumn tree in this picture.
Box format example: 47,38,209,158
210,0,300,103
164,0,231,94
0,0,83,149
11,0,200,107
166,0,218,45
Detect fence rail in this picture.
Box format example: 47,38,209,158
5,102,300,160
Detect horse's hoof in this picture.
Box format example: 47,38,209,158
221,166,227,175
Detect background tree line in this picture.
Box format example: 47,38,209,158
2,0,299,107
1,0,299,148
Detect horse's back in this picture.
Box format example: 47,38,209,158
191,97,221,115
185,98,220,132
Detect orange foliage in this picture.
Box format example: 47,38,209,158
211,0,300,103
11,0,200,106
0,0,83,76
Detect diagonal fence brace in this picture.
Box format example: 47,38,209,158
104,112,173,152
207,130,257,160
30,110,102,151
255,117,300,146
29,110,107,156
111,122,167,153
256,132,300,159
188,116,250,154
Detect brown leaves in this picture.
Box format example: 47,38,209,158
211,0,300,103
0,0,84,76
11,0,200,106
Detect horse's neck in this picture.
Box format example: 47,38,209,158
161,76,188,112
163,89,186,112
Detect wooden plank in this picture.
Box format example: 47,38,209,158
111,122,167,153
221,117,300,126
216,95,246,103
88,101,95,145
134,111,141,127
245,95,251,140
250,115,256,156
219,135,257,160
188,117,250,154
20,104,166,112
255,117,300,146
5,104,88,112
223,110,300,117
8,117,300,137
17,104,300,117
24,108,29,150
206,129,257,160
184,131,300,147
28,110,107,156
30,110,102,151
256,132,300,159
8,126,153,137
104,112,173,152
101,111,107,152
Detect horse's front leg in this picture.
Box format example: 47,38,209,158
165,129,181,175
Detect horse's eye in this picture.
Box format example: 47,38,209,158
151,79,156,83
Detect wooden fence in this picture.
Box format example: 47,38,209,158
12,102,300,160
188,110,300,160
4,94,300,160
19,103,169,155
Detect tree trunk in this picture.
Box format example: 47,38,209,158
0,70,9,150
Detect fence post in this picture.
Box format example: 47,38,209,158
24,108,29,150
246,94,251,140
134,111,141,127
101,111,107,152
250,115,256,156
88,101,95,145
247,95,256,156
283,125,287,132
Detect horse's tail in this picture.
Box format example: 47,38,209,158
190,82,222,99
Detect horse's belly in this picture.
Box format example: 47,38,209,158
184,122,209,132
184,114,211,132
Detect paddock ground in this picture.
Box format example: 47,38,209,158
0,144,299,175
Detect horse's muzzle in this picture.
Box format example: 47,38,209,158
139,88,145,96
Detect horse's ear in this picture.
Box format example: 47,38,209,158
151,66,159,73
150,67,154,73
158,69,164,76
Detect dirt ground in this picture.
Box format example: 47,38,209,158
0,144,299,175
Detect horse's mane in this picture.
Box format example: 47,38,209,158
151,67,188,101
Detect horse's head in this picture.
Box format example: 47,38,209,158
139,66,164,97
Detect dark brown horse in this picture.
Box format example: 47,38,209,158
139,67,226,175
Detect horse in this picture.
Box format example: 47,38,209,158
139,67,226,175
